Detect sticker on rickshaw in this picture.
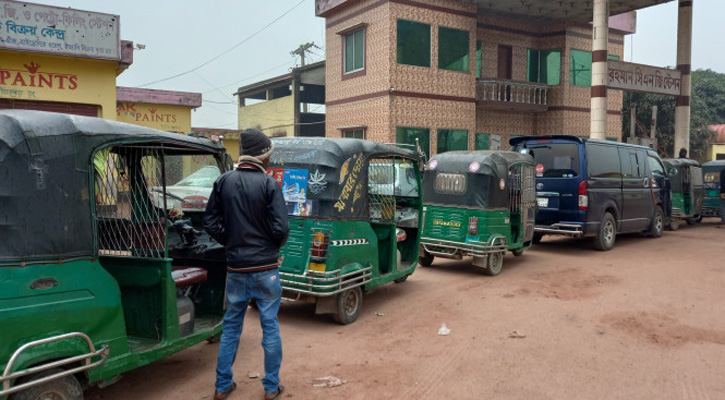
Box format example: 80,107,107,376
428,160,438,170
499,178,506,190
469,161,480,172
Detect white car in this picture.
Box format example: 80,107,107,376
150,165,221,211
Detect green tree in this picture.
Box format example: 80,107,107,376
622,69,724,162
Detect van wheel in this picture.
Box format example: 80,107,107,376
532,233,543,244
419,251,434,267
594,212,616,251
9,368,83,400
669,218,680,231
648,207,665,238
511,248,525,257
333,287,362,325
484,252,504,276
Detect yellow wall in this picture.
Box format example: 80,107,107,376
117,101,193,133
0,50,118,118
238,96,295,137
709,144,725,161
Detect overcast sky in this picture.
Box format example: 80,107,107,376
32,0,725,129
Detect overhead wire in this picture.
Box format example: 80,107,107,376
137,0,308,88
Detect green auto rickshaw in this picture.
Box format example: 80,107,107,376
702,160,725,218
1,110,232,399
419,151,536,276
662,158,704,230
268,138,422,324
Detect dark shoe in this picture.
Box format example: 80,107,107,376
263,385,284,400
718,225,725,229
214,382,237,400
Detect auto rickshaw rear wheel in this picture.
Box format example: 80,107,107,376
511,248,525,257
532,233,543,244
686,215,702,225
668,218,680,231
333,287,363,325
394,275,409,283
484,252,504,276
9,368,83,400
419,251,434,267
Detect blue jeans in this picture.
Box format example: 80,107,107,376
215,269,282,394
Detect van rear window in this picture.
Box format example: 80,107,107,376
525,143,579,177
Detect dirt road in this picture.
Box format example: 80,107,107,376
85,218,725,400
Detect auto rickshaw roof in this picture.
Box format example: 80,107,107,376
427,150,534,175
0,109,225,155
270,137,418,166
702,160,725,168
662,158,701,168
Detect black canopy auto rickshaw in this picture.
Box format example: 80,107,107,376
702,160,725,218
268,138,423,324
419,151,536,276
662,158,704,230
0,110,231,399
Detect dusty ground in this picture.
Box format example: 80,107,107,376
85,218,725,400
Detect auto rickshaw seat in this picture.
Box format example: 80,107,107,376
171,266,208,287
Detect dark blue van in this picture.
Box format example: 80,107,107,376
509,135,670,251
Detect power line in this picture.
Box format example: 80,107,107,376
138,0,308,88
202,59,297,95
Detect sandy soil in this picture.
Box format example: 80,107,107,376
85,217,725,400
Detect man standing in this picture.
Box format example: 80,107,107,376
204,129,289,400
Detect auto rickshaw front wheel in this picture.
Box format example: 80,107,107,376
484,252,504,276
9,368,83,400
333,287,363,325
668,218,681,231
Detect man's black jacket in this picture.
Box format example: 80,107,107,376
203,165,289,270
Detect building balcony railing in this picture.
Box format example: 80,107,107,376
476,79,549,113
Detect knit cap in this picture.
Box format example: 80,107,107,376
239,128,273,159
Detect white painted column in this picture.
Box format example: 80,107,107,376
674,0,693,156
590,0,609,140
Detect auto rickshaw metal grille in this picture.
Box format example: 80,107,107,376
368,158,397,222
94,147,168,258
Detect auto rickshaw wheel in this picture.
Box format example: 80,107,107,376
419,251,434,267
648,206,665,238
669,218,681,231
333,287,363,325
394,275,409,283
9,368,83,400
511,248,525,257
484,252,504,276
686,215,702,225
593,212,616,251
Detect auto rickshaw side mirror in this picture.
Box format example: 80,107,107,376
668,167,678,177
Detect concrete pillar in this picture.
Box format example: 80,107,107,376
590,0,609,140
674,0,693,156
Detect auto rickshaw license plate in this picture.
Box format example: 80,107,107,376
537,197,548,207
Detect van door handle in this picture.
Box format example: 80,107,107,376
30,278,59,290
643,178,650,188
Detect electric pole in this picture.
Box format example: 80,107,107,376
290,42,317,67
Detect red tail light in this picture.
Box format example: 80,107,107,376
181,195,208,209
311,230,330,258
578,181,588,210
468,217,478,235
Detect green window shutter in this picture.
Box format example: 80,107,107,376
345,34,355,73
353,29,365,70
570,49,592,87
542,49,561,85
475,133,490,150
397,19,431,67
527,49,539,82
438,26,470,72
476,40,482,79
437,130,468,153
396,126,430,158
607,54,620,61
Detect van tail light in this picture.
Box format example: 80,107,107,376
578,181,588,210
311,230,330,258
468,217,478,235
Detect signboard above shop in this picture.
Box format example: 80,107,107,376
608,60,682,97
0,0,120,60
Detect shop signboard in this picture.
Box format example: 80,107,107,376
0,0,120,60
608,60,681,97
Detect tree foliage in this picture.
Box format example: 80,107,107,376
622,69,725,161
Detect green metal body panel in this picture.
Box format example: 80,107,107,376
280,218,418,295
421,205,528,254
